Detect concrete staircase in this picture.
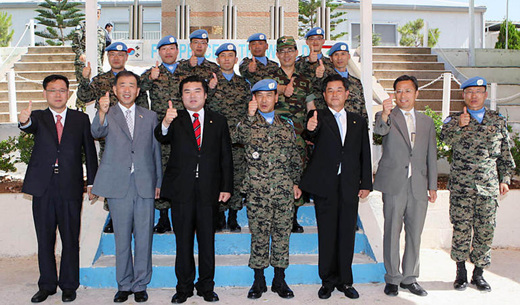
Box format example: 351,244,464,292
80,205,385,288
373,46,464,112
0,46,76,123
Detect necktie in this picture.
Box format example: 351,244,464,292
125,109,134,139
56,115,63,143
334,112,343,142
193,113,201,150
405,112,415,147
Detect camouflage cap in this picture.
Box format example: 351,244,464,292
276,36,296,51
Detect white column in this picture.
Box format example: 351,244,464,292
360,0,374,166
85,1,98,76
442,73,452,120
8,70,17,123
29,19,35,47
469,0,475,66
490,82,497,111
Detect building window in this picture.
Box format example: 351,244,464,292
112,22,161,40
351,23,397,48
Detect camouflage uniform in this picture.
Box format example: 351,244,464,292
77,71,119,109
295,55,333,109
235,113,302,269
239,57,279,85
176,58,220,83
207,71,251,212
441,109,515,268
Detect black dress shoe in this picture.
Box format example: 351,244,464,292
31,290,56,303
247,280,267,299
471,276,491,291
62,290,76,302
215,211,226,232
114,291,133,302
454,261,468,291
134,290,148,302
400,282,428,296
318,286,334,299
271,280,294,299
336,284,359,299
171,291,193,303
154,209,172,234
227,209,241,233
197,291,219,302
384,284,398,296
103,218,114,233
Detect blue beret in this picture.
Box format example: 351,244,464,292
189,29,208,40
328,42,349,56
157,35,178,49
305,27,325,38
251,79,277,93
215,43,236,56
247,33,267,42
461,76,487,89
105,42,128,52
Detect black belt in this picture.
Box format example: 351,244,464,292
52,166,59,174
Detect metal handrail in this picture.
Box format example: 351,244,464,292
0,20,34,71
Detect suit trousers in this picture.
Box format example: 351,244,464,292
107,174,154,292
32,172,81,292
383,178,428,285
171,179,217,294
314,174,359,288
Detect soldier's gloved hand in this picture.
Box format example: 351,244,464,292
150,61,160,80
316,59,325,78
189,55,198,67
284,77,295,97
82,61,92,79
162,100,178,128
209,73,218,89
459,106,470,127
307,110,318,131
248,95,258,116
79,54,86,63
248,56,257,73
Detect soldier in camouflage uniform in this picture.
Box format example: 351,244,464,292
239,33,279,85
206,43,251,233
440,76,515,292
273,36,316,233
234,79,302,300
71,4,106,111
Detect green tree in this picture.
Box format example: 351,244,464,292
299,0,347,40
0,11,14,47
35,0,84,46
398,19,440,47
495,20,520,50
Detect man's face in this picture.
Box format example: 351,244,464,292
159,44,179,65
106,25,113,33
254,91,278,113
43,79,70,112
97,9,101,20
249,40,268,57
394,80,418,112
190,39,208,57
306,35,325,53
182,82,206,112
323,80,348,111
216,51,237,72
463,86,487,111
107,51,128,70
331,50,350,70
276,47,297,68
113,75,139,108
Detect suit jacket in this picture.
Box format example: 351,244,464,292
299,109,372,198
21,108,98,200
91,104,162,199
154,108,233,205
373,108,437,201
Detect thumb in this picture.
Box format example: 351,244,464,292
105,91,110,98
28,100,32,111
168,100,173,109
389,93,395,100
155,61,159,68
87,61,91,68
289,77,295,85
319,59,323,66
313,110,318,119
213,72,217,80
252,56,256,63
463,106,467,114
252,95,257,102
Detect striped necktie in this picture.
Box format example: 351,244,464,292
193,113,201,150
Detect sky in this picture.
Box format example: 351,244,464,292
453,0,520,21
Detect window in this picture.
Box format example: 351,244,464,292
350,23,397,48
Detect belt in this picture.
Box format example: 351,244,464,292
52,166,59,174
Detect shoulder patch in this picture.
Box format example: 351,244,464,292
443,117,452,124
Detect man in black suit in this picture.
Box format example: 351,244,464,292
299,74,372,300
155,75,233,303
19,74,98,303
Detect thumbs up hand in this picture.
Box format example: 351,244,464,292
459,106,470,127
189,54,198,67
284,77,296,97
316,59,325,78
209,72,218,89
150,61,160,80
309,50,319,63
248,95,258,116
99,92,110,114
163,100,178,127
307,110,318,131
82,61,92,79
381,93,394,123
248,56,257,73
19,100,32,125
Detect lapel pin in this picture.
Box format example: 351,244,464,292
139,115,143,118
353,120,357,124
210,120,213,123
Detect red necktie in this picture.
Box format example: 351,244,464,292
56,115,63,143
193,113,201,150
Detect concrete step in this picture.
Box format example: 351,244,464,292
0,90,46,101
0,81,77,91
15,71,76,81
20,53,75,62
373,61,445,70
14,61,75,71
373,54,438,62
372,46,431,54
415,99,465,112
0,100,48,112
457,66,520,84
374,70,448,80
27,46,73,54
381,88,463,100
378,79,460,89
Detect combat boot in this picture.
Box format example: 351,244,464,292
227,209,241,232
215,211,226,232
453,261,468,290
291,206,304,233
271,267,294,299
247,269,267,299
153,208,172,234
471,266,491,291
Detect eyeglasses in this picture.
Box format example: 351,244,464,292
464,90,486,95
191,41,208,45
107,52,127,58
278,49,296,55
46,89,68,94
307,36,324,41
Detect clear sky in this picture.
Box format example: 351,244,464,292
454,0,520,22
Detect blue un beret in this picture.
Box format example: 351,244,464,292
247,33,267,43
105,42,128,52
251,79,277,93
461,76,487,89
305,27,325,39
189,29,208,40
215,43,236,56
328,42,349,56
157,35,178,49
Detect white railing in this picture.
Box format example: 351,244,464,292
0,20,35,71
112,31,161,40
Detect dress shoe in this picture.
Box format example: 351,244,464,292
454,261,468,291
113,291,133,302
215,211,226,232
197,291,219,302
171,291,193,303
318,286,334,299
153,209,172,234
471,267,491,291
227,209,241,232
336,284,359,299
103,218,114,233
31,290,56,303
291,207,304,233
384,284,398,296
62,290,76,302
134,290,148,302
400,282,428,296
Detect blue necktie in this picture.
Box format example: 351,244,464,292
334,112,343,141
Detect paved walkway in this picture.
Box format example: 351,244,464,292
1,248,519,305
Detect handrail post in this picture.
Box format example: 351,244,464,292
8,69,17,123
490,82,497,111
442,73,452,120
29,19,35,47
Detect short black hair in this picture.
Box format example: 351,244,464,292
321,74,350,93
114,71,140,86
179,75,209,95
105,23,113,29
43,74,69,90
393,75,419,91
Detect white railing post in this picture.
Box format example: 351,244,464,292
442,73,452,120
490,82,497,111
8,69,17,123
29,19,35,47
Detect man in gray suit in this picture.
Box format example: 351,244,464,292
373,75,437,297
91,71,162,303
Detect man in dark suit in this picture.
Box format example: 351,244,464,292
155,75,233,303
19,74,98,303
299,74,372,300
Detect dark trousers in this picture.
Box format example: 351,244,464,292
32,173,81,292
171,179,217,293
313,174,359,288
